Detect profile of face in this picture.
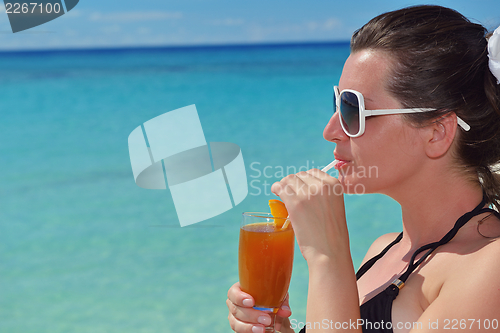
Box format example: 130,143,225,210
323,50,431,196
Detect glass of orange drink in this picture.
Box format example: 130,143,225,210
238,202,294,332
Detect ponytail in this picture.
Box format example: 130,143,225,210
484,30,500,210
478,166,500,211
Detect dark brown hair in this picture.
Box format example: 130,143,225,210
351,5,500,210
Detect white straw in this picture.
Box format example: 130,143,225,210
321,159,337,172
281,160,337,230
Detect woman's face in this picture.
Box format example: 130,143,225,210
323,50,427,195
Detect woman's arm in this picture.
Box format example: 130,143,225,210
272,169,362,332
306,249,361,332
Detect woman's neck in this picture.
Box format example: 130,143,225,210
387,165,483,251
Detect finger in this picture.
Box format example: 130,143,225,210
306,167,328,178
299,169,336,184
271,181,284,196
275,295,292,332
271,179,299,197
297,169,342,196
306,168,339,183
291,171,330,198
226,298,273,325
227,282,254,307
272,174,306,197
276,304,292,318
294,170,323,185
276,296,292,318
228,310,266,333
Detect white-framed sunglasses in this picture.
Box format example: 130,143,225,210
333,86,471,138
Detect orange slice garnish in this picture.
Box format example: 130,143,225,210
268,199,289,229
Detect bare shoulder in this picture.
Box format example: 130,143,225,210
417,238,500,325
358,232,401,268
436,235,500,289
459,236,500,279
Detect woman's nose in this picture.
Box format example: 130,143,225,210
323,111,348,142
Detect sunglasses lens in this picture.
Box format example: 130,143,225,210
333,87,339,114
340,91,360,136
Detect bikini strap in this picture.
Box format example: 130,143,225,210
393,195,497,289
356,232,403,280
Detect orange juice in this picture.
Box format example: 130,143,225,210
238,222,294,308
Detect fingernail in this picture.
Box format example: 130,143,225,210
258,315,271,326
242,298,253,307
281,305,291,312
252,326,264,333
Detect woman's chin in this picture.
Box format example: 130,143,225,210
337,176,373,195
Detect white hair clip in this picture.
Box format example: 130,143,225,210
488,26,500,85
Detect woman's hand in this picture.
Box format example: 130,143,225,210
272,169,362,332
271,169,349,263
227,282,293,333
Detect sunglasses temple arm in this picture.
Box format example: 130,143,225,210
364,108,434,116
365,109,470,131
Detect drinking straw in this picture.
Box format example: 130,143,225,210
281,160,337,230
321,159,338,173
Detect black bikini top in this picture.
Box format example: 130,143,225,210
299,195,500,333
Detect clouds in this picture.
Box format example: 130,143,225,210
0,1,354,50
89,11,183,22
0,0,498,50
254,17,342,34
243,17,345,42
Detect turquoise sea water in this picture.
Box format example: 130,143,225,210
0,43,402,332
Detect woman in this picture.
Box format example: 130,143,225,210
227,5,500,333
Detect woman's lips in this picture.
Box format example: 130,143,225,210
333,159,349,169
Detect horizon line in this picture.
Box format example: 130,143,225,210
0,39,351,55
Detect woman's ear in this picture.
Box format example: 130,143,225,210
423,113,458,159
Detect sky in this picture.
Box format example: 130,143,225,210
0,0,499,51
